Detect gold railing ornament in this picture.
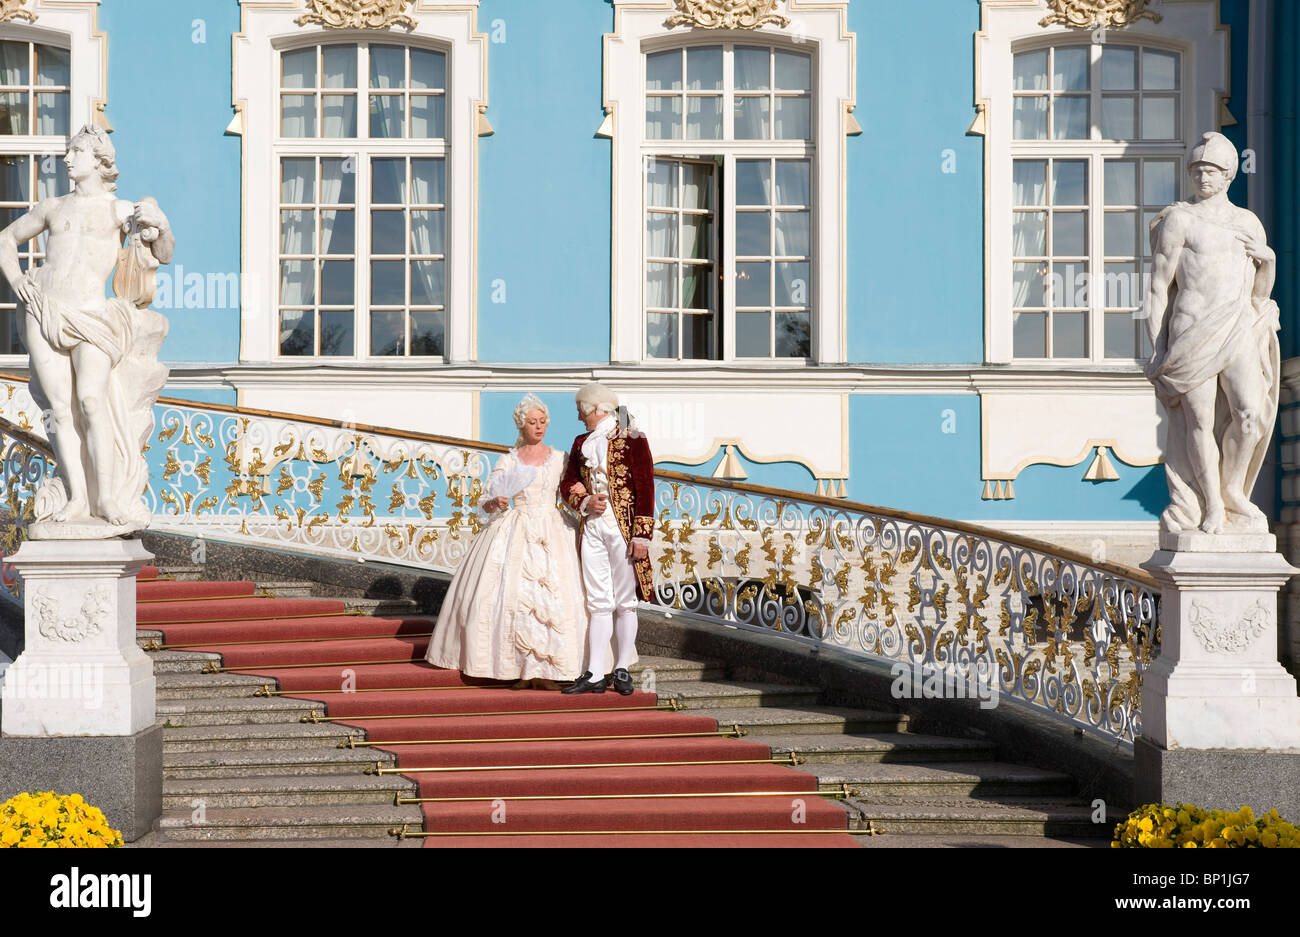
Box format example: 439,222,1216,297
1038,0,1161,29
297,0,417,31
667,0,790,30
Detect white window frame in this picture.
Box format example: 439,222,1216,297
976,0,1229,366
234,0,487,364
0,0,107,368
605,0,854,365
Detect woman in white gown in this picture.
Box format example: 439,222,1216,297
425,395,588,689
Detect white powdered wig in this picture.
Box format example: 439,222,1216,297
575,382,619,418
513,394,549,446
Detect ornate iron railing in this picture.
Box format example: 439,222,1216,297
0,373,1159,743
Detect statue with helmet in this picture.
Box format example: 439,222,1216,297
1143,130,1280,542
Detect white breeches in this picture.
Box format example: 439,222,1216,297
581,516,640,678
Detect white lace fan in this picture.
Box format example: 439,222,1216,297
485,462,538,504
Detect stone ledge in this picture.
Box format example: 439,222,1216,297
1133,737,1300,819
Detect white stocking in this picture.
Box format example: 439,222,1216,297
586,611,613,681
614,609,639,671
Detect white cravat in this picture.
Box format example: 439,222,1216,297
580,414,618,523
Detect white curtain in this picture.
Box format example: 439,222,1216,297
410,160,444,306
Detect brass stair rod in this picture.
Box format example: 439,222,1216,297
344,725,746,748
303,701,681,722
147,631,432,651
370,755,803,775
400,784,856,804
392,826,848,839
137,590,272,604
205,657,424,674
256,684,496,697
143,609,363,627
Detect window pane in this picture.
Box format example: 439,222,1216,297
734,47,770,91
281,158,315,203
321,260,354,305
682,312,714,359
1013,262,1045,307
736,211,769,257
647,212,676,258
645,95,681,140
774,161,810,206
736,311,770,357
775,312,810,358
410,49,446,90
646,262,677,307
411,210,444,255
410,311,444,356
1013,212,1046,256
1141,95,1177,139
682,265,711,307
1053,312,1087,357
774,96,810,140
736,262,769,306
686,47,721,91
1013,160,1047,206
1052,161,1087,206
686,96,722,140
35,93,67,135
1142,49,1179,90
646,312,677,359
371,210,405,254
646,158,677,208
1101,46,1136,91
279,310,314,356
281,94,315,137
1104,160,1137,206
1104,313,1138,359
776,211,810,257
370,310,405,356
1053,47,1089,91
323,45,357,88
320,309,355,356
683,217,711,260
775,51,811,92
1053,96,1089,140
412,159,444,204
280,260,314,306
1144,160,1178,206
370,44,405,89
370,94,405,137
372,158,406,204
281,210,314,254
282,48,315,89
775,262,809,306
1013,96,1047,140
1101,95,1136,140
683,163,712,209
411,95,445,139
36,157,67,199
1052,211,1086,257
322,94,358,138
646,50,681,91
1013,312,1047,357
1052,261,1086,308
1013,51,1047,91
1104,262,1140,309
371,260,405,305
735,96,769,139
322,158,355,204
411,259,444,305
736,160,771,206
36,46,70,87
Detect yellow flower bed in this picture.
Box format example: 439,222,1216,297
1113,803,1300,848
0,791,123,848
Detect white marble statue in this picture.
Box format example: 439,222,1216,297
0,125,173,538
1144,131,1280,540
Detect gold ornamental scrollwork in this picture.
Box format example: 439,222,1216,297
0,0,36,24
297,0,417,31
667,0,791,30
1038,0,1162,29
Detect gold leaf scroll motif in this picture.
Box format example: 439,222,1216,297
1039,0,1161,29
667,0,790,30
297,0,416,31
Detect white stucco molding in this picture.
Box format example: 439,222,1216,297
0,0,107,135
233,0,488,364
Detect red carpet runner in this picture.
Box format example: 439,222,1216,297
137,567,858,847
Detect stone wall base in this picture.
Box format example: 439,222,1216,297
1133,736,1300,821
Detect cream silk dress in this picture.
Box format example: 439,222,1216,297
425,448,587,681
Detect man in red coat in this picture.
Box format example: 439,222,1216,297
559,382,655,695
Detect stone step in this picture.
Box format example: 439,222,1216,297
162,722,364,753
658,680,821,709
156,672,272,700
759,732,998,765
157,804,422,841
806,760,1077,798
129,834,425,848
157,696,322,727
843,797,1106,837
630,657,726,683
850,833,1101,848
162,774,415,809
158,566,205,582
343,597,423,616
689,705,908,736
163,745,394,779
255,580,318,599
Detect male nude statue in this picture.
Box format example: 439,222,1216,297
0,124,173,530
1144,131,1279,537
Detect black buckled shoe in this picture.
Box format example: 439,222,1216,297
610,668,634,696
561,672,606,695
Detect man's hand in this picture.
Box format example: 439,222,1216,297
586,493,608,516
629,541,649,562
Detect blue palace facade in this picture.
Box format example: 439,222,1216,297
0,0,1297,570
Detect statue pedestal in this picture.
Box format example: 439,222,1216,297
1,538,155,737
1136,548,1300,814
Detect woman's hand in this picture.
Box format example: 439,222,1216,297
483,496,510,514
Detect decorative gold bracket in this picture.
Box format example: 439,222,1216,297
296,0,416,31
666,0,790,30
1038,0,1161,29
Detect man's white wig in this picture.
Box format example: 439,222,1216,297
575,382,619,418
513,394,548,446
